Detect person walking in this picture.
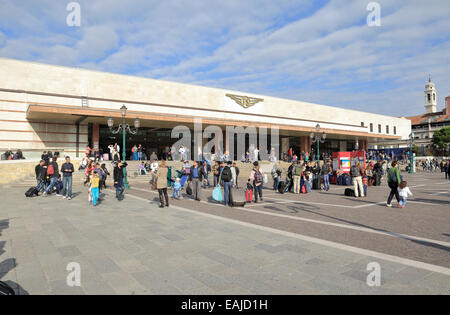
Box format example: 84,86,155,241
398,181,413,209
90,171,100,206
220,161,235,206
35,160,47,194
155,160,169,208
188,161,205,201
61,156,74,200
351,161,365,198
249,161,264,203
386,161,402,207
43,156,60,196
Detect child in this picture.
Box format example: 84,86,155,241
172,178,182,199
90,171,100,206
88,169,94,204
398,181,412,208
139,161,146,175
100,163,110,189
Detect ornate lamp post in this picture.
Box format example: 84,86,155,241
409,132,415,174
108,105,140,189
310,124,326,162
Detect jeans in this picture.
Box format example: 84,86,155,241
223,181,233,206
115,180,124,201
158,188,169,206
399,197,407,207
172,188,181,199
45,177,58,194
273,176,280,190
62,176,72,197
254,184,263,202
91,187,99,206
203,174,210,188
138,152,142,160
214,175,220,187
322,174,330,191
36,179,46,193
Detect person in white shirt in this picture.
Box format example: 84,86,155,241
398,181,413,208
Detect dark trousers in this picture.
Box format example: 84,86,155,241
387,182,400,205
254,184,263,202
158,188,169,206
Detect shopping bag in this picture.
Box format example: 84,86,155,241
212,185,223,202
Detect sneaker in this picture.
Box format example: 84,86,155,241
42,192,47,196
386,203,392,207
68,197,71,200
63,196,67,199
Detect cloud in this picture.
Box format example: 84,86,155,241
0,0,449,117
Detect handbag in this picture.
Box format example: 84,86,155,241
212,185,223,202
186,183,193,195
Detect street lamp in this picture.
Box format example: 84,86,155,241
409,132,415,174
108,105,140,189
310,124,326,162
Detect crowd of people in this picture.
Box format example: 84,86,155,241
28,146,450,210
2,149,25,160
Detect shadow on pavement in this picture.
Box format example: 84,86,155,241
0,219,29,295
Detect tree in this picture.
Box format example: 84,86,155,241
432,127,450,156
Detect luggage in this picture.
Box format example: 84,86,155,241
278,181,286,194
312,176,320,190
301,185,306,194
344,174,352,186
245,189,253,203
25,187,39,197
0,281,15,295
186,183,193,196
212,185,223,202
345,188,355,197
231,188,246,207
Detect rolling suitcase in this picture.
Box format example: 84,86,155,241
25,187,39,197
245,189,253,203
231,187,246,207
278,181,286,194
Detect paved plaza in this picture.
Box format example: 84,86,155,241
0,172,449,295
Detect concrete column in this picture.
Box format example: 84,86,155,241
360,139,368,152
340,140,347,152
300,136,311,154
92,123,99,150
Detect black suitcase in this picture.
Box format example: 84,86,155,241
312,176,320,190
278,181,286,194
0,281,15,295
25,187,39,197
345,188,355,197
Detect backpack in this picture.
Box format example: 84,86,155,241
221,166,232,182
254,169,263,184
350,165,359,177
47,164,55,176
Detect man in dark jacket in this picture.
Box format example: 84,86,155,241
202,160,211,188
188,161,206,201
61,156,74,200
114,161,126,201
43,156,59,196
373,160,383,186
35,160,47,193
321,160,332,191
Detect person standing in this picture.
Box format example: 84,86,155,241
446,159,450,180
202,160,211,188
249,161,264,203
61,156,74,200
271,162,281,191
113,161,126,201
155,160,169,208
373,160,383,186
188,161,205,201
137,144,143,161
232,162,240,189
351,161,365,198
220,161,234,206
212,161,221,187
321,159,332,191
292,161,302,194
43,156,60,196
386,161,401,207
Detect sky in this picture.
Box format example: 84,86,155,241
0,0,449,117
